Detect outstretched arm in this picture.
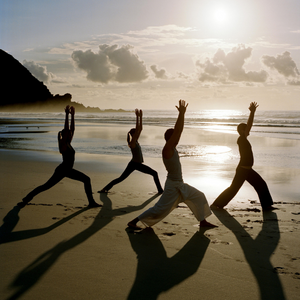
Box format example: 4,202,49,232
163,100,188,159
130,109,142,147
245,102,258,136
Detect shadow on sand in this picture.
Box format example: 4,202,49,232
0,205,89,244
212,209,286,300
126,227,211,300
5,193,159,300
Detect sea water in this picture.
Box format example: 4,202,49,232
0,110,299,158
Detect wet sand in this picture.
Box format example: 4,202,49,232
0,149,299,300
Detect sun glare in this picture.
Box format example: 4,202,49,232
214,9,228,23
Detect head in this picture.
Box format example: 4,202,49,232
127,128,136,145
237,123,247,136
164,128,174,141
59,129,71,140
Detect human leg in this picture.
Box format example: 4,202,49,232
246,169,274,209
99,161,136,192
212,167,248,208
21,165,65,204
134,163,164,193
66,169,101,207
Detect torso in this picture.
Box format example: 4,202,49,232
237,135,253,167
61,143,75,168
163,148,183,181
130,142,144,163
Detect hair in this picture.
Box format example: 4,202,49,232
127,128,136,146
164,128,174,141
237,123,247,135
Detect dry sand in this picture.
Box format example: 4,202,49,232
0,149,299,300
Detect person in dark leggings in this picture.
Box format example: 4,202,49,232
99,109,163,194
211,102,276,211
19,105,101,208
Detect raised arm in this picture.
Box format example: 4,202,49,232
245,102,258,136
130,109,142,147
163,100,188,159
64,105,70,131
69,106,75,140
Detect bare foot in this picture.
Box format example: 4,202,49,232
200,220,218,228
88,201,102,208
127,222,142,230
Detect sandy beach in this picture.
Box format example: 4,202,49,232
0,147,299,300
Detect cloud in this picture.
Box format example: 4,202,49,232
71,44,148,83
262,51,300,77
196,45,268,83
150,65,167,79
23,60,54,83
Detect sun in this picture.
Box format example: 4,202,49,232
213,8,229,24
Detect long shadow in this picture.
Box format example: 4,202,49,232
0,206,88,244
0,206,21,244
126,227,210,300
6,193,159,300
213,209,285,300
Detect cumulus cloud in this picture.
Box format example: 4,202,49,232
262,51,299,77
23,60,54,83
72,44,148,83
196,45,268,84
150,65,167,79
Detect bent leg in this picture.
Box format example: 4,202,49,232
212,167,247,208
183,184,212,221
100,161,136,192
23,166,65,203
135,163,163,193
246,169,273,208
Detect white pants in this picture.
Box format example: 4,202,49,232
138,178,212,227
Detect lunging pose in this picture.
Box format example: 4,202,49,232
99,109,163,194
128,100,217,229
19,105,101,208
211,102,275,211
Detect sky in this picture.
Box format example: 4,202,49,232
1,0,300,110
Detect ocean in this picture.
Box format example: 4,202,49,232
0,109,299,155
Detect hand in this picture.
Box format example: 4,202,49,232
139,109,143,117
135,108,139,116
176,99,188,114
65,105,70,114
249,102,258,112
70,106,75,116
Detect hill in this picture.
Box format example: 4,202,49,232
0,49,101,112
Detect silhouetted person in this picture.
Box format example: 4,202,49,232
19,105,100,208
99,109,163,194
211,102,275,211
128,100,217,229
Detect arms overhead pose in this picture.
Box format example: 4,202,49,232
211,102,276,211
98,109,163,194
19,105,101,208
128,100,217,229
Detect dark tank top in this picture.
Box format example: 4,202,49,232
130,142,144,163
237,135,253,167
62,144,75,168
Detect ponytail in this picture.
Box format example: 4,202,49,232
127,131,131,147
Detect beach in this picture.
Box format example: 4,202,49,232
0,112,300,300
